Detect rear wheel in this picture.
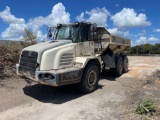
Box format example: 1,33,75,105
78,62,99,94
111,56,123,77
122,55,128,73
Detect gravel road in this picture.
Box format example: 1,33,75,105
0,56,160,120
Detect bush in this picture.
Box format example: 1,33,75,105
0,41,36,79
135,98,157,115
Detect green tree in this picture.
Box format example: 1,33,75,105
22,29,37,44
129,45,142,54
142,43,153,54
152,43,160,54
129,43,160,54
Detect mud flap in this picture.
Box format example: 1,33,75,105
102,54,115,68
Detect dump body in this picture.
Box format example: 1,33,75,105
95,27,131,55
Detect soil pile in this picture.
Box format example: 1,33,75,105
0,44,21,79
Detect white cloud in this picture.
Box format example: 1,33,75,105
0,6,27,40
153,28,160,32
111,8,151,28
28,3,70,41
0,6,25,24
45,3,70,27
136,36,147,44
134,30,146,37
148,35,159,42
1,23,27,40
136,35,159,45
76,12,85,22
36,30,47,41
28,16,45,32
76,7,110,27
28,3,70,32
108,28,129,37
0,3,70,40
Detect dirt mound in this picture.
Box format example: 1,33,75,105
0,41,37,79
0,44,20,79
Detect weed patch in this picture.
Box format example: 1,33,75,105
135,98,157,116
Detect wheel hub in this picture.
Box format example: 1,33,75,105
88,70,97,87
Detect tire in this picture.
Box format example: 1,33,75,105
122,55,128,73
111,56,123,77
78,62,99,94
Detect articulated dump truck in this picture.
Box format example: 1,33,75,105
16,22,131,93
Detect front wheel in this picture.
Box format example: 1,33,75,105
78,62,99,94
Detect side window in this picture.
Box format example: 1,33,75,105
73,27,82,43
82,25,89,41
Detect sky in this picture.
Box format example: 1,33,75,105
0,0,160,46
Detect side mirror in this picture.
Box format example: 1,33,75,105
47,28,52,38
47,27,57,39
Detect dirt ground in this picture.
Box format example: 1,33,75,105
0,56,160,120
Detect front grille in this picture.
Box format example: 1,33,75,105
19,51,38,76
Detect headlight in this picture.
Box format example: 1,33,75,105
38,73,55,80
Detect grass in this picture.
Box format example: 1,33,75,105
135,98,157,115
134,70,160,119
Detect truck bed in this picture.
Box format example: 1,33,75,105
95,27,131,54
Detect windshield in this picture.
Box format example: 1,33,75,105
55,26,79,42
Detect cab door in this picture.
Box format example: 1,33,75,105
75,24,95,56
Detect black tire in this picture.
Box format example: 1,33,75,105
78,62,99,94
111,56,123,77
122,55,129,73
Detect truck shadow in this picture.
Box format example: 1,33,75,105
100,70,117,81
23,84,104,104
100,69,131,81
23,70,117,104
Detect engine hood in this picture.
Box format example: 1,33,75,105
23,40,72,53
22,40,72,63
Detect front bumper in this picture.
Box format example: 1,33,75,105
16,64,83,86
